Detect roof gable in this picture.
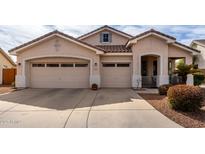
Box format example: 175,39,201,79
78,25,133,40
0,48,16,66
9,30,105,55
126,29,176,47
126,29,200,53
191,40,205,48
194,39,205,45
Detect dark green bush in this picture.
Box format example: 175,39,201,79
193,72,205,86
167,85,203,112
158,84,172,95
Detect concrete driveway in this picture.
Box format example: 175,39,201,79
0,88,181,128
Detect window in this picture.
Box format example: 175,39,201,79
32,63,45,67
153,61,157,76
61,64,74,67
117,63,130,67
102,63,115,67
141,61,147,76
46,64,59,67
75,64,88,67
101,32,111,43
168,58,185,75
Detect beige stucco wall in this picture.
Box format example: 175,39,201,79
132,35,169,76
132,35,193,76
15,33,194,88
168,45,193,65
16,36,101,87
81,30,129,45
131,35,194,87
17,36,100,75
100,56,132,62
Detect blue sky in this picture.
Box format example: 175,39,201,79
1,25,205,53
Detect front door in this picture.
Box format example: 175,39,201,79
141,59,157,88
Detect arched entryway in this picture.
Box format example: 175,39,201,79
141,54,160,88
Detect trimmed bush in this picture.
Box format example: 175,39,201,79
193,72,205,86
158,84,172,95
167,85,203,112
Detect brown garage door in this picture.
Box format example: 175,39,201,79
2,68,16,85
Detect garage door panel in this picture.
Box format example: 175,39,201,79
30,62,89,88
101,63,131,88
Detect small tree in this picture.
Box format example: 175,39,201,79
175,62,200,84
174,62,192,84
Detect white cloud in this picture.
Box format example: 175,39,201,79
1,25,205,62
0,25,53,50
55,25,101,37
117,25,150,36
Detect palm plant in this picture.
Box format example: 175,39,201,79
174,62,199,84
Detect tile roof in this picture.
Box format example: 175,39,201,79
96,45,132,53
194,39,205,45
175,41,200,53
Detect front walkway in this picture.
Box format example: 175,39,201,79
134,88,158,94
0,88,181,128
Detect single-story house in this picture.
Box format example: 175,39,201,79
0,48,16,84
190,40,205,74
9,25,200,88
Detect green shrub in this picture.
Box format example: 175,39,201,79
193,72,205,86
167,85,203,112
158,84,172,95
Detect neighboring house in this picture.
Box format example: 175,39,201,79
9,25,199,88
190,40,205,73
0,48,16,84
